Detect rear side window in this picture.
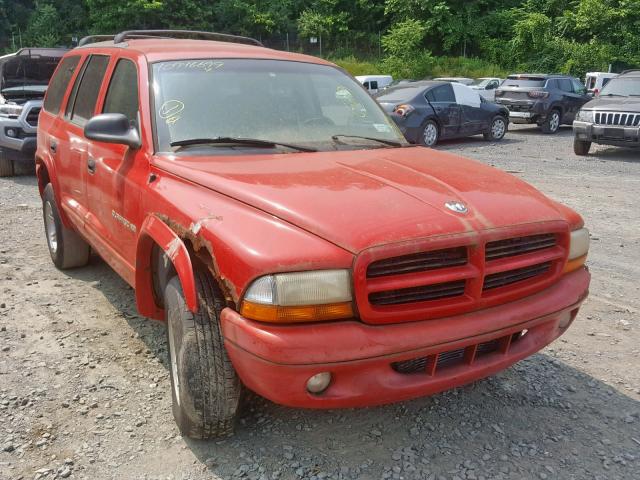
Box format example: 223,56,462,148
67,55,109,126
426,84,455,102
103,59,139,124
43,56,80,114
558,79,573,92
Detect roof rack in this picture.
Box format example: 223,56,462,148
113,29,263,47
77,34,170,47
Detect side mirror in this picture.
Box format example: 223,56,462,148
84,113,141,149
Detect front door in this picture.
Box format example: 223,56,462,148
85,57,143,274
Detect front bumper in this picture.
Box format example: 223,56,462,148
0,100,41,161
573,120,640,148
221,268,590,408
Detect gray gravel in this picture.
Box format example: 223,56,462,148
1,124,639,479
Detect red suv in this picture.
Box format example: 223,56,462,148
36,30,591,439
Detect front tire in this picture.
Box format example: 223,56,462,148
42,184,90,269
484,115,508,141
0,150,14,177
573,137,591,156
541,109,561,134
165,273,242,439
420,120,439,147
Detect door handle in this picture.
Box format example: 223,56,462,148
50,141,57,153
87,156,96,174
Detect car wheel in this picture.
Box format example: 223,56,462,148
420,120,439,147
165,272,242,439
484,116,508,141
42,184,90,269
573,137,591,156
0,150,14,177
541,109,561,134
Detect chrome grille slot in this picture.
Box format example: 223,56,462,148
485,234,556,261
483,262,552,291
369,280,466,306
367,247,467,278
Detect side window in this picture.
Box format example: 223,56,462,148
429,84,455,102
546,79,557,89
602,77,612,88
559,79,573,92
67,55,110,126
572,78,586,94
488,80,499,89
103,59,139,124
370,80,378,90
43,56,81,114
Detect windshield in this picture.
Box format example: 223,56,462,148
503,77,546,87
471,79,490,87
151,59,405,153
600,77,640,96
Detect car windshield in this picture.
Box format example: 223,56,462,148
599,77,640,96
471,79,491,87
503,77,546,87
151,59,405,153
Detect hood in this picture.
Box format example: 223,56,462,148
582,95,640,111
153,147,569,253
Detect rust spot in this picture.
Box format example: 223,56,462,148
155,214,237,306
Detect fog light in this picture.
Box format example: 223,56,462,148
6,128,17,138
306,372,331,394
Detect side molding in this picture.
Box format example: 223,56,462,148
136,214,198,319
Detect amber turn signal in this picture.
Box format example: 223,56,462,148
240,301,354,323
563,254,587,274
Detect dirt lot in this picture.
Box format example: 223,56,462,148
1,124,639,480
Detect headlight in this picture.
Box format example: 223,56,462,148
241,269,354,323
0,103,23,117
575,109,593,123
564,227,589,273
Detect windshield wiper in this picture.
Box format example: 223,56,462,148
331,134,405,147
170,137,317,152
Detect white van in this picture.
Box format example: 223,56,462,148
585,72,618,96
355,75,393,94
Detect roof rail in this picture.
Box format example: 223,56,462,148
621,69,640,74
113,29,264,47
78,35,116,47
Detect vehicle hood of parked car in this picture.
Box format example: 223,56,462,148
582,96,640,111
153,147,572,253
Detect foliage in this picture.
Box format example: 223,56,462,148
0,0,637,76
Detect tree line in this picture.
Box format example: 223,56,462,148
0,0,638,77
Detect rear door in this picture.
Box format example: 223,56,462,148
557,78,584,122
85,57,143,269
451,83,487,135
425,84,461,137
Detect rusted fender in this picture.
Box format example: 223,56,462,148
136,214,198,319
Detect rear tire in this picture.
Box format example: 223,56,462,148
165,273,242,439
42,184,90,269
573,137,591,156
420,120,439,147
484,115,508,141
541,109,561,134
0,151,14,177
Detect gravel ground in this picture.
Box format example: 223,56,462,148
1,124,639,480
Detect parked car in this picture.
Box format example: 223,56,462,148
585,72,618,96
37,30,590,439
375,81,509,146
0,47,67,176
355,75,393,94
470,77,503,101
573,69,640,155
495,74,591,133
433,77,474,86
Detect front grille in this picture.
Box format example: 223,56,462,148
369,280,466,306
26,107,41,127
391,332,525,374
367,247,467,278
483,262,551,291
486,234,556,261
594,111,640,127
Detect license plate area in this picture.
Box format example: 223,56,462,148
604,127,624,139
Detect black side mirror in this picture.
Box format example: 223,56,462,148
84,113,141,149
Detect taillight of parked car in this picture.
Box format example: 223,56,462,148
528,90,549,99
394,104,415,117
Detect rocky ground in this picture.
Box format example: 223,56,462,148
1,125,639,480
